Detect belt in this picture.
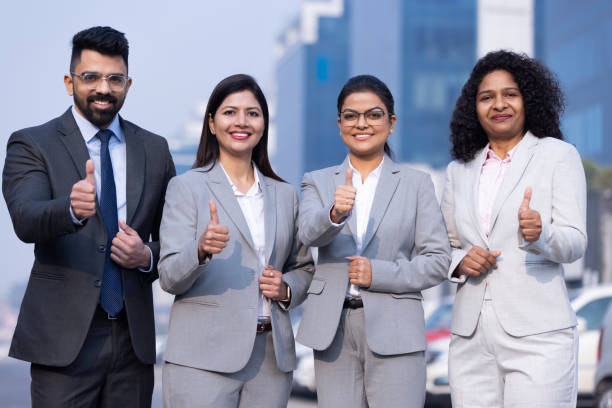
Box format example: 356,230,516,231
256,321,272,333
343,297,363,309
95,304,125,320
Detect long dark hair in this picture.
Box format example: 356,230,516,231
450,50,565,163
337,75,394,159
193,74,284,182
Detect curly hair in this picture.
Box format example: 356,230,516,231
450,50,565,162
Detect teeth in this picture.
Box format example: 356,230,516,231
94,100,109,104
233,133,248,136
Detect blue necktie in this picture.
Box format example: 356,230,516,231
97,129,123,316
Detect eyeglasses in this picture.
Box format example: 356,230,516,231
339,108,388,127
70,72,130,92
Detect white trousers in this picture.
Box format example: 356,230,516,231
449,299,578,408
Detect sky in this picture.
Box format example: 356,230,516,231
0,0,302,295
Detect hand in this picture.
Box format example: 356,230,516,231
259,265,288,301
346,255,372,287
111,220,150,269
197,200,230,262
330,168,356,223
455,246,501,278
518,187,542,242
70,159,96,220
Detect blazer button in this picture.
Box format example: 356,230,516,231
94,280,102,287
98,244,106,253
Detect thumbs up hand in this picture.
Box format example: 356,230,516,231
518,187,542,242
330,167,357,223
70,159,97,220
198,200,230,262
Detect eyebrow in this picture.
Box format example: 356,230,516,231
477,87,520,96
220,105,262,111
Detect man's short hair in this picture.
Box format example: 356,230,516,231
70,26,129,72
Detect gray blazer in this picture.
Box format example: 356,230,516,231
158,164,313,373
441,132,587,337
291,157,450,355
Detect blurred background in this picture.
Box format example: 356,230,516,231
1,0,611,406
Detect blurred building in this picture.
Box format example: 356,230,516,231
273,0,478,186
536,0,612,166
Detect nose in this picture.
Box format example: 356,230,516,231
356,113,368,128
237,110,247,126
95,77,111,93
493,94,506,111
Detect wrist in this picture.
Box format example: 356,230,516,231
140,245,151,269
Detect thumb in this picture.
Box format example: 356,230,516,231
209,200,219,225
490,250,501,258
85,159,95,186
345,167,353,187
519,187,532,212
119,220,136,235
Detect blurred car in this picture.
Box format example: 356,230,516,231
422,285,612,406
425,298,453,343
571,284,612,400
595,303,612,407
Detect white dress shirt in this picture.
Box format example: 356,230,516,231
345,157,384,297
220,164,270,320
70,106,152,272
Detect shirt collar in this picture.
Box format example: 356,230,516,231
483,141,519,163
348,155,385,181
220,163,262,197
71,105,124,144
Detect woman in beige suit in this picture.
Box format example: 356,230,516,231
443,50,587,407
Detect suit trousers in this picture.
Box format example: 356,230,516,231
313,308,426,408
449,299,578,407
30,306,154,408
162,331,291,408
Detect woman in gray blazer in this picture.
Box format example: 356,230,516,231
158,74,312,408
292,75,451,407
442,51,587,407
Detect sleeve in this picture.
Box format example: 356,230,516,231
298,171,345,247
2,130,77,243
367,173,452,293
157,175,205,295
518,145,587,263
281,189,315,309
440,162,468,283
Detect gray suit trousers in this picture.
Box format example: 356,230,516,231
162,331,291,408
314,308,426,408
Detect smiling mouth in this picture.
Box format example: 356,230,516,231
230,132,250,140
492,114,512,121
353,134,373,140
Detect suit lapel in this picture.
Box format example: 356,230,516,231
57,109,90,180
333,158,358,245
488,132,539,234
122,117,145,225
261,170,277,265
468,146,490,245
205,164,256,251
361,158,399,252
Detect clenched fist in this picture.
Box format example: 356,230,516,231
346,255,372,288
518,187,542,242
259,265,289,301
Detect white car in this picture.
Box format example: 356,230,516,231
423,284,612,405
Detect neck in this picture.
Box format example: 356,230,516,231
488,131,525,158
348,152,384,182
219,150,254,193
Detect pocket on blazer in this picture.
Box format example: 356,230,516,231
391,292,422,300
176,298,219,307
30,266,64,281
307,279,326,295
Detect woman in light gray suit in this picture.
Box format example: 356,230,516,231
443,51,587,407
158,74,312,408
292,75,451,407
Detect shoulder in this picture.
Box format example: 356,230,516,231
121,118,170,150
302,164,339,184
10,114,65,143
537,136,577,153
264,176,296,194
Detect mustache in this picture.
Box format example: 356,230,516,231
87,94,117,104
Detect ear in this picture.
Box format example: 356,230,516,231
208,113,216,135
337,115,342,131
64,74,74,96
124,77,133,95
389,114,397,133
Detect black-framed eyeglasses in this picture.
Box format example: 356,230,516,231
70,72,130,92
339,107,388,127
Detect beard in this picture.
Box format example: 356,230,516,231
73,89,125,128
